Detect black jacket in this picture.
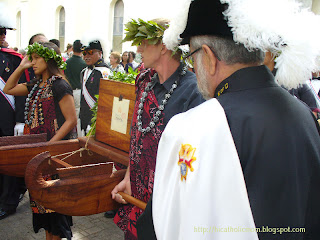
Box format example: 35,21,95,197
0,48,27,135
79,59,110,130
137,66,320,240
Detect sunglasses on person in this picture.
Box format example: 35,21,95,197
82,49,94,56
0,28,7,36
82,49,101,56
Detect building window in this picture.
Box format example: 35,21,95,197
16,11,21,48
59,7,65,51
113,0,124,52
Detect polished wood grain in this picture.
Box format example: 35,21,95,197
25,151,122,216
118,192,146,210
0,133,47,146
0,139,79,177
4,79,136,214
95,79,135,152
78,137,129,166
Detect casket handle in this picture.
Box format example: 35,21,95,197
118,192,147,210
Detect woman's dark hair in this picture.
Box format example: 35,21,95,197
129,51,136,61
49,39,60,48
30,42,68,84
121,51,129,63
29,33,46,45
40,42,64,77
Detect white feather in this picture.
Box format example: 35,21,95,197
81,30,105,47
163,0,192,50
165,0,320,89
221,0,320,89
0,3,16,29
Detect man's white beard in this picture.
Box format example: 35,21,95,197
195,58,212,100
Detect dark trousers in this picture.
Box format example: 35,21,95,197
0,175,26,211
0,128,27,211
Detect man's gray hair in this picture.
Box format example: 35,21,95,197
190,35,265,65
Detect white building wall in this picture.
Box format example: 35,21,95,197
2,0,320,53
2,0,180,54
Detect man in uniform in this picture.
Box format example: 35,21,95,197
111,18,205,239
137,0,320,239
0,17,29,220
80,40,111,135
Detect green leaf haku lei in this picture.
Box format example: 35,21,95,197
122,18,167,46
27,42,67,70
122,18,191,67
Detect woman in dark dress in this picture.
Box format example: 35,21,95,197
4,42,77,240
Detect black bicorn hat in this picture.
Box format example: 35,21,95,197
180,0,233,44
81,40,103,52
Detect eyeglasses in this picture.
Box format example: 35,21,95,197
82,49,98,56
0,28,7,36
184,48,201,68
184,47,221,68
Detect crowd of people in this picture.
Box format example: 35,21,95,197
1,0,320,240
4,36,141,134
0,22,144,238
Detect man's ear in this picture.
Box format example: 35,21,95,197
202,45,217,76
160,43,168,55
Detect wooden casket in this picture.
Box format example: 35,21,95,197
24,79,137,215
0,133,82,177
95,79,136,152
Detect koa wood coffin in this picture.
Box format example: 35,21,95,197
25,79,135,215
0,133,81,177
25,149,125,216
95,79,136,152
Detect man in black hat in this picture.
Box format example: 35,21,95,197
65,40,87,134
137,0,320,239
0,21,29,220
80,40,111,135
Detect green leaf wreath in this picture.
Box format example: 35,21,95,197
122,18,192,68
27,42,67,70
122,18,167,46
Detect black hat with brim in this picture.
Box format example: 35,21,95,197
180,0,233,44
81,40,103,52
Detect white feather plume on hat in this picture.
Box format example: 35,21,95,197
164,0,320,89
163,0,192,51
81,27,106,48
0,3,16,29
221,0,320,89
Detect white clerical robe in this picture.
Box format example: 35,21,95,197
152,98,259,240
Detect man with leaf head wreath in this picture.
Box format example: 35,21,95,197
111,18,204,239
